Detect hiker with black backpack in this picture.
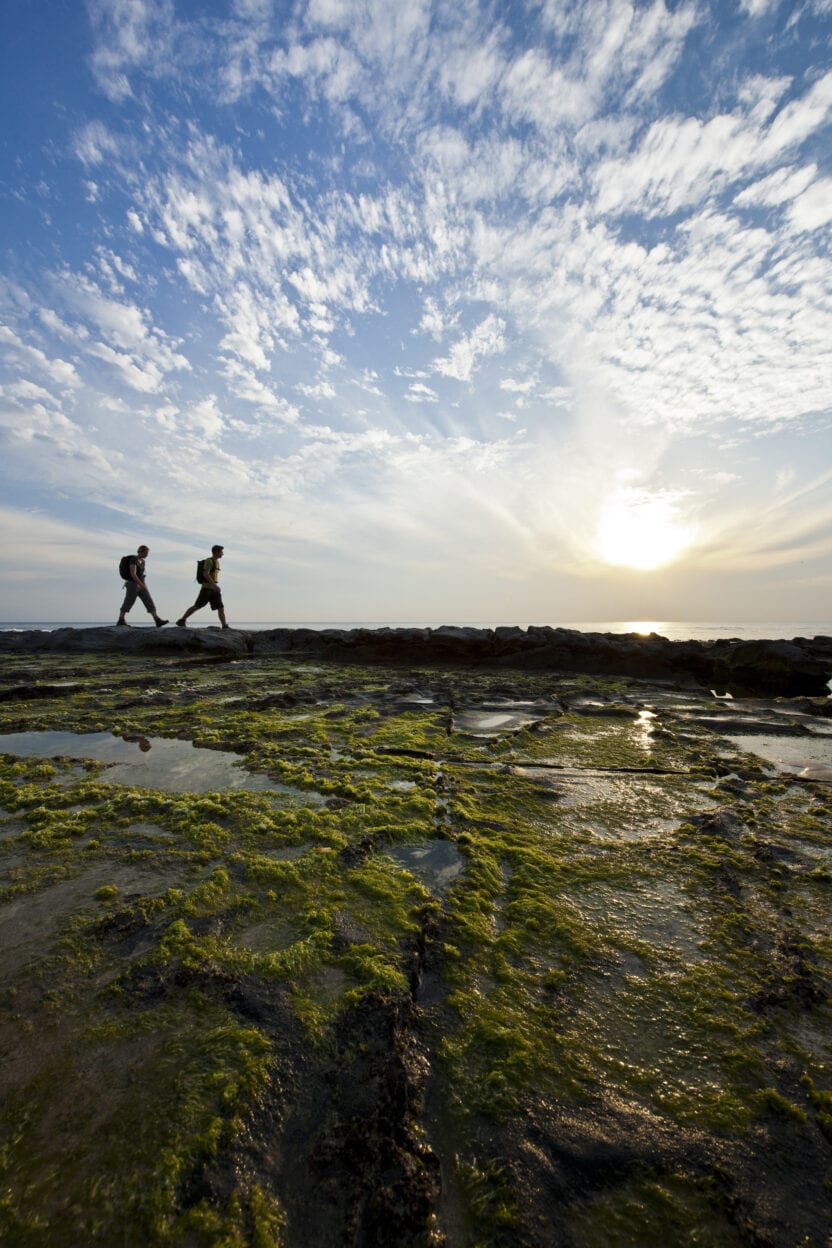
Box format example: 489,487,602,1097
116,546,168,628
176,545,230,629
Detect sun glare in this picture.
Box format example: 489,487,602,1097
597,493,692,571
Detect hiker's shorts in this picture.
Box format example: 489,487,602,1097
194,586,223,612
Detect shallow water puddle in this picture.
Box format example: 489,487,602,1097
231,915,305,954
385,839,464,895
516,766,713,840
0,862,184,980
0,730,323,799
262,842,313,860
725,733,832,781
454,710,543,736
124,821,175,841
0,809,25,839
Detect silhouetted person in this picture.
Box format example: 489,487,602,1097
176,544,230,629
117,545,168,628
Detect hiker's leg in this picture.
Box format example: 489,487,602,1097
135,587,167,625
137,587,156,616
210,589,227,628
118,583,138,623
177,595,205,624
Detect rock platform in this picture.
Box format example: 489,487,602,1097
2,624,831,697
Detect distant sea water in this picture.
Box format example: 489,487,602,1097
1,621,831,642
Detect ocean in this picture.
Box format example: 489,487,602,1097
1,621,830,642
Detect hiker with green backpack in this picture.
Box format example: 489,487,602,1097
176,545,230,629
116,546,168,628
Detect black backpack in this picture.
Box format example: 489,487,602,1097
196,559,209,584
119,554,134,580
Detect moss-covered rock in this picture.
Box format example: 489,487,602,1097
0,653,830,1246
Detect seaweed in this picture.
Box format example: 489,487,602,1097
0,654,830,1245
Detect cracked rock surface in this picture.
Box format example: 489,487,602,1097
0,651,830,1246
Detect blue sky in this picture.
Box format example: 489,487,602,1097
1,0,830,623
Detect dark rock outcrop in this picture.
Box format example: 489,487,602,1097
0,625,830,697
0,625,251,659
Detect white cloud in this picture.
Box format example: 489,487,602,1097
87,340,165,393
593,72,832,219
216,286,279,371
297,380,336,399
762,70,832,156
38,308,89,341
7,379,60,406
0,392,112,480
0,325,81,388
50,274,191,391
734,163,817,208
417,296,458,341
88,0,177,101
788,175,832,230
404,382,438,403
73,120,120,167
739,0,780,16
500,377,536,394
222,360,300,423
527,0,697,120
184,396,226,440
433,315,506,382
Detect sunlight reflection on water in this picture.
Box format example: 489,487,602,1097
725,734,832,782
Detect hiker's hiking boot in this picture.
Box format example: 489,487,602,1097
116,620,130,626
155,618,169,628
175,618,187,627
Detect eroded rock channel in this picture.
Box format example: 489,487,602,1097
0,650,830,1246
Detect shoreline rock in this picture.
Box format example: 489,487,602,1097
1,625,830,697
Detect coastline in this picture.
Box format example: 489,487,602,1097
3,619,832,642
1,623,830,697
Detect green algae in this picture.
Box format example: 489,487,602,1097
0,653,830,1245
567,1171,752,1248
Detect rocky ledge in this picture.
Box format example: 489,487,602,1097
2,625,831,697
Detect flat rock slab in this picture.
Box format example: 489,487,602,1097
1,653,831,1246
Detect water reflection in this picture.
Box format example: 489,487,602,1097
386,840,464,895
635,709,657,751
725,734,832,782
454,710,543,736
619,620,669,636
0,730,324,799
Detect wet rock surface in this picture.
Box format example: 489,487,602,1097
0,650,830,1246
2,624,831,696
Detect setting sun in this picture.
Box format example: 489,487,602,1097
597,492,693,571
